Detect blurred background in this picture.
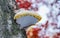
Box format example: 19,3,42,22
0,0,60,38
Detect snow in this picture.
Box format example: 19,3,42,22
14,0,60,38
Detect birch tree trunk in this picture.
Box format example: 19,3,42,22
0,0,18,38
0,0,27,38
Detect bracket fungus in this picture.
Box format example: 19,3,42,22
14,11,42,29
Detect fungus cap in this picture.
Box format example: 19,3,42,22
14,11,42,28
